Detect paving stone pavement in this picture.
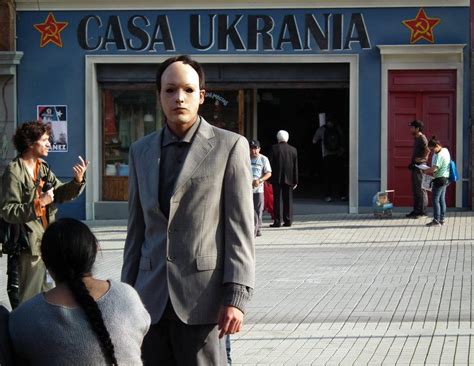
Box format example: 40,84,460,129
1,212,474,365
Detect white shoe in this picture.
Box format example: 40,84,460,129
325,196,332,202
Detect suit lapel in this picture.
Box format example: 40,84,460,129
172,119,215,196
144,130,163,209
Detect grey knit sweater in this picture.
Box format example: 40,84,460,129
9,280,151,365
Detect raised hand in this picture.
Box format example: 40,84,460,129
73,155,89,183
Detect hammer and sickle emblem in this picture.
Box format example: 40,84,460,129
44,22,58,35
415,19,430,36
402,8,440,44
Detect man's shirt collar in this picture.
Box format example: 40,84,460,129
162,117,201,147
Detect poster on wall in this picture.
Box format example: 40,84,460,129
37,105,68,152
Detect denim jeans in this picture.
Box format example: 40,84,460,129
432,182,447,222
226,335,232,365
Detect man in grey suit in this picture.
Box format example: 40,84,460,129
121,55,255,365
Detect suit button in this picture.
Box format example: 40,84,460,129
167,256,174,262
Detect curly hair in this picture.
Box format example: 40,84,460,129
156,55,206,92
12,121,50,154
41,218,118,365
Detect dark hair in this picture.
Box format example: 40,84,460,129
409,119,424,132
156,55,205,92
13,121,50,154
428,136,442,148
41,218,117,366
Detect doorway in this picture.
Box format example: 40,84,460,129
388,70,456,207
256,88,350,202
88,55,360,219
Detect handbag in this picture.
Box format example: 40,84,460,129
432,177,448,188
0,219,29,256
448,160,459,183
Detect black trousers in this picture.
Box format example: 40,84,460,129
272,183,293,225
411,168,428,215
323,154,345,198
142,302,227,366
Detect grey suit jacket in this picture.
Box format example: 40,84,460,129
121,119,255,325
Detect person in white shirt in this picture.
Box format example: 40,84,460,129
422,136,451,227
250,139,272,237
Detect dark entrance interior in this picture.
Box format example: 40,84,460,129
257,88,350,201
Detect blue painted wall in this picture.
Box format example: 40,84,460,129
16,7,470,216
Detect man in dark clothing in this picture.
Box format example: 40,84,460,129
407,120,430,219
312,115,346,202
0,303,13,365
268,130,298,227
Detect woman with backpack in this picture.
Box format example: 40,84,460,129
423,136,451,227
8,218,150,365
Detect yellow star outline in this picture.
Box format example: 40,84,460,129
402,8,440,44
34,12,69,48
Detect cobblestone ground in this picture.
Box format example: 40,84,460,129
1,212,473,365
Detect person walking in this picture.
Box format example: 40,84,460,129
250,139,272,237
423,136,451,227
121,55,255,365
268,130,298,228
406,120,430,219
312,114,346,202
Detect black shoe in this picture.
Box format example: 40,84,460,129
283,222,292,227
426,220,441,227
406,211,417,218
440,220,445,225
270,222,281,228
256,231,262,237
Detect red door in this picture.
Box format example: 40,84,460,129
388,70,456,207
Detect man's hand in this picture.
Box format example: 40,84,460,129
39,189,54,206
73,155,89,183
217,306,244,338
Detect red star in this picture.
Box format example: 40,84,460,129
402,8,440,44
34,13,68,48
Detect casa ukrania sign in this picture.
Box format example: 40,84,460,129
76,13,371,52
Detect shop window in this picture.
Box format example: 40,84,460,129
102,87,161,201
100,87,244,201
201,90,244,134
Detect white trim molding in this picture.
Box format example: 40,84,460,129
378,44,466,208
17,0,469,11
0,52,23,75
85,54,360,219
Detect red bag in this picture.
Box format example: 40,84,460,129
263,182,274,219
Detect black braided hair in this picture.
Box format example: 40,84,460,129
41,218,118,365
67,277,118,366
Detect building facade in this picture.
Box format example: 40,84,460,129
10,0,471,219
0,0,21,174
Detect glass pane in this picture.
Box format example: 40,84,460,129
102,88,162,201
201,90,242,134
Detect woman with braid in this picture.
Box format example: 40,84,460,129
8,218,150,365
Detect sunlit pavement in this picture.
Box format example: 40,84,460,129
1,212,473,365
